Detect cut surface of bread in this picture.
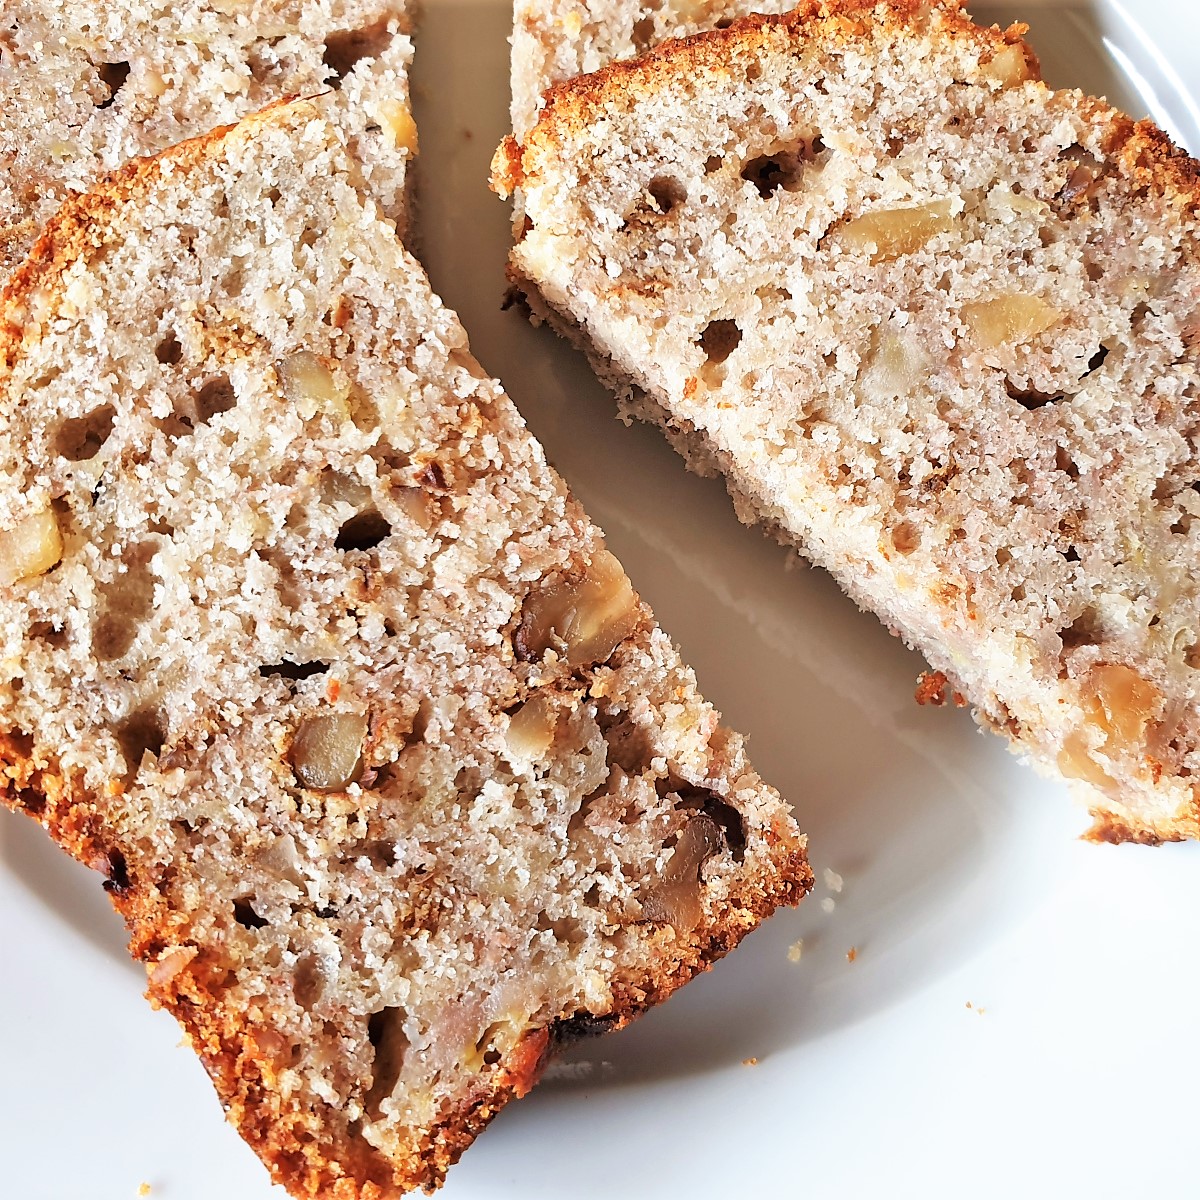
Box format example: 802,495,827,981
511,0,795,135
0,0,415,280
0,100,809,1196
495,0,1200,844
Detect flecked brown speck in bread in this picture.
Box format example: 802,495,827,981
0,0,416,281
495,0,1200,844
0,98,809,1196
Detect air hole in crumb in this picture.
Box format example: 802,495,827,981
365,1007,410,1116
740,142,818,197
323,22,393,88
102,848,130,894
631,15,656,51
55,404,116,461
1055,446,1080,479
1085,346,1109,374
293,954,326,1007
259,660,329,681
715,17,733,28
158,410,194,440
1185,643,1200,669
698,319,742,364
155,331,183,365
648,174,686,215
673,786,747,861
1005,378,1062,410
1011,583,1027,601
195,375,236,423
233,898,268,929
1061,609,1099,649
336,509,391,551
300,227,319,248
116,708,166,777
1085,260,1105,282
890,521,920,555
93,613,137,660
704,154,723,174
29,620,69,649
1063,545,1081,563
95,61,130,108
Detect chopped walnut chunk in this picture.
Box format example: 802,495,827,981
515,549,639,668
0,508,63,585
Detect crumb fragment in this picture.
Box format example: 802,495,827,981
845,946,858,963
787,938,804,963
915,670,949,706
821,867,843,893
742,1056,759,1066
965,1001,987,1015
820,896,836,914
137,1185,151,1198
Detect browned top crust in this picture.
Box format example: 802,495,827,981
498,0,1200,216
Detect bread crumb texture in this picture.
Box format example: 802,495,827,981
503,0,1200,844
0,0,415,281
0,101,809,1196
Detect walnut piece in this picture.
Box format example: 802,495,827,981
859,329,930,401
515,549,639,668
375,98,418,154
277,351,351,420
505,693,559,765
0,508,63,585
962,294,1061,348
838,201,956,263
1089,663,1160,745
1056,665,1160,790
291,712,368,791
1057,730,1115,790
640,814,723,932
978,43,1032,88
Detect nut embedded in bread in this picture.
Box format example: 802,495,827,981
0,98,810,1196
497,0,1200,843
0,0,416,281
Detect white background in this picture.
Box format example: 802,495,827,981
3,3,1199,1198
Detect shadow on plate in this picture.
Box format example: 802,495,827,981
0,805,136,972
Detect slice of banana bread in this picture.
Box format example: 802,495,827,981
495,0,1200,844
0,97,809,1196
0,0,415,280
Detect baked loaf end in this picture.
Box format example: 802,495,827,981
0,0,416,281
496,0,1200,844
0,100,809,1195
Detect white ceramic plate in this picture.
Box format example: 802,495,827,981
4,3,1200,1197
